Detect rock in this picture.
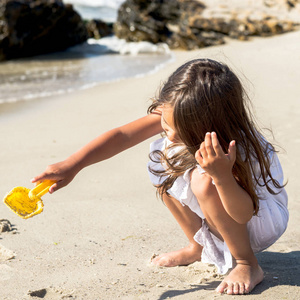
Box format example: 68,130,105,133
0,219,12,232
27,288,47,298
114,0,182,45
0,0,89,61
114,0,224,50
264,0,300,9
85,19,113,39
114,0,300,50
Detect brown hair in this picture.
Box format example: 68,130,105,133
148,58,284,215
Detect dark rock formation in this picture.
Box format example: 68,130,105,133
114,0,299,50
0,0,89,61
114,0,224,50
85,19,113,39
0,0,299,60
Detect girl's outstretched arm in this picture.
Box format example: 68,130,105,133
195,132,254,224
32,112,163,193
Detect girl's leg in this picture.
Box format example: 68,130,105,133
190,170,264,295
151,192,203,267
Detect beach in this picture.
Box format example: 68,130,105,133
1,29,300,300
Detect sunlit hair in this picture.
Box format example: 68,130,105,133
148,58,285,215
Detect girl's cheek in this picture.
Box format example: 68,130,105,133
168,132,181,143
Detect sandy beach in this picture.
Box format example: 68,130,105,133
1,30,300,299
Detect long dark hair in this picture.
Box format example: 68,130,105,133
148,58,284,215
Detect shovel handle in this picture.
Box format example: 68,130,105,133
29,180,56,199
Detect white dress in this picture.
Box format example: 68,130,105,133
148,137,289,274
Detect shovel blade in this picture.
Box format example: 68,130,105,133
3,187,44,219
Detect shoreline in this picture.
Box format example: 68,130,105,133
1,31,300,299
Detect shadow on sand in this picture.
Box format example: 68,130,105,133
157,251,300,299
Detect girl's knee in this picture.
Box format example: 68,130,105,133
190,169,218,204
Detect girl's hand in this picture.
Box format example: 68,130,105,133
195,132,236,183
31,157,79,193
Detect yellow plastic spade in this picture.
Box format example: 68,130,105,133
3,180,55,219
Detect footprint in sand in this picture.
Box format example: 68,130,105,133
0,243,15,262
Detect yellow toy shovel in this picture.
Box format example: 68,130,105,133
3,180,55,219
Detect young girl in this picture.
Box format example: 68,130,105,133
32,59,288,295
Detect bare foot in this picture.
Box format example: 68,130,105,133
151,243,202,267
216,262,264,295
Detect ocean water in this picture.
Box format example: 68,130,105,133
64,0,126,22
0,0,173,105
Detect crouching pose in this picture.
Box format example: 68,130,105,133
33,59,288,295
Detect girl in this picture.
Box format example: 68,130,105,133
32,59,288,295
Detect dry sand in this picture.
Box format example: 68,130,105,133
0,31,300,299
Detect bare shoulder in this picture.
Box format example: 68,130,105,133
190,168,216,198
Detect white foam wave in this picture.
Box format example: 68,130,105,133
87,36,171,55
63,0,125,9
0,43,174,105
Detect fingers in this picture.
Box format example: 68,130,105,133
31,174,47,184
30,159,77,195
47,180,67,194
204,132,216,156
199,132,220,158
202,132,224,157
202,132,236,158
31,174,58,194
195,132,236,170
211,132,223,156
195,149,203,165
228,140,236,162
31,177,64,194
31,168,61,193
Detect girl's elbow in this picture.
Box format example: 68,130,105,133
234,210,253,224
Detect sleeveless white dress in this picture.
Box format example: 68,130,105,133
148,137,289,274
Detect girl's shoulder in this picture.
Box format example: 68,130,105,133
150,137,167,151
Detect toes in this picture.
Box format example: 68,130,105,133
233,282,240,294
226,283,234,295
233,282,246,295
238,282,246,294
151,255,173,267
216,281,228,294
218,282,247,295
151,255,162,265
244,283,251,294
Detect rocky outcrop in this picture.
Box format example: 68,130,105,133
0,0,299,60
85,19,113,40
0,0,89,61
114,0,300,50
114,0,225,50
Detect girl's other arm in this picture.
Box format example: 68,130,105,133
195,132,254,224
32,112,163,193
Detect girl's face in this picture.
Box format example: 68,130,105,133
161,105,181,143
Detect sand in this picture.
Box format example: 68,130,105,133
0,31,300,299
